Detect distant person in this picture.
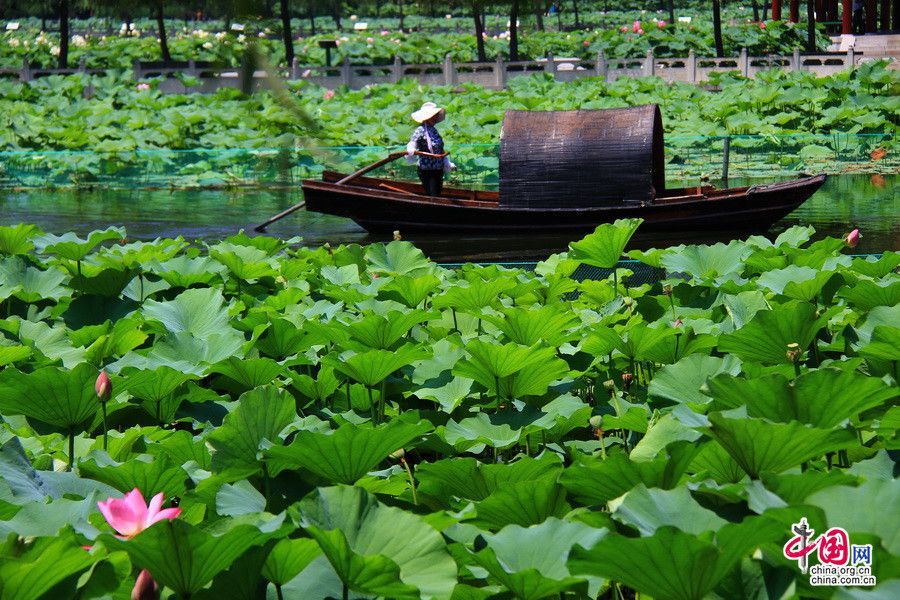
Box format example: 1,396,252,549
852,0,865,34
407,102,455,196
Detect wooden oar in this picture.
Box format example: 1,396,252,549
253,150,447,232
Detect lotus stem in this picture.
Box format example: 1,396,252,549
451,309,458,333
67,429,75,472
101,401,108,451
342,583,349,600
613,269,618,297
138,273,144,303
668,294,677,321
400,458,417,505
367,386,376,424
525,435,530,456
380,379,387,420
275,584,285,600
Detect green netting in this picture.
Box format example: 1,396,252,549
441,260,667,287
0,133,894,189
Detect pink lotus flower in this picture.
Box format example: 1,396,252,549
632,20,641,33
844,229,860,248
131,569,159,600
620,25,628,33
95,370,111,402
674,318,683,328
136,83,150,91
323,89,335,100
759,21,767,29
657,20,667,28
97,489,181,539
638,28,645,35
366,37,374,43
583,40,590,46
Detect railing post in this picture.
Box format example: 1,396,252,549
544,52,557,79
494,55,506,88
291,56,300,79
21,58,32,82
132,58,141,81
595,50,607,78
846,46,855,66
78,56,87,73
739,47,749,77
442,54,455,85
341,57,352,87
687,49,696,83
722,136,731,184
792,47,802,71
392,55,402,83
188,59,197,77
644,49,655,77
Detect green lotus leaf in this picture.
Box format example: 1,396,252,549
454,339,567,398
472,474,570,529
849,252,900,278
0,494,100,538
807,479,900,554
0,532,96,600
717,290,770,330
216,479,267,517
262,537,323,586
611,484,728,535
209,242,279,282
838,279,900,310
148,255,226,288
116,365,197,402
616,323,678,362
378,273,442,308
568,219,643,268
78,454,188,499
0,362,99,431
630,413,703,461
209,356,287,392
292,365,341,405
707,368,897,427
761,470,860,505
659,240,752,283
208,385,297,471
344,309,437,350
717,301,825,364
297,485,456,600
326,344,428,387
649,354,741,407
67,265,138,298
33,227,125,261
0,224,42,256
569,517,785,600
266,419,431,483
690,440,748,484
0,257,69,303
17,320,86,368
141,287,235,340
432,279,517,314
484,304,581,346
98,237,187,269
415,373,474,412
858,326,900,361
706,412,858,478
417,455,563,506
439,413,520,452
0,344,31,367
560,442,699,505
365,241,435,277
757,264,836,301
469,518,607,600
113,330,244,376
102,516,288,597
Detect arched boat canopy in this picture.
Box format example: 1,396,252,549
499,104,666,208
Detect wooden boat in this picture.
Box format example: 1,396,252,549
298,105,826,234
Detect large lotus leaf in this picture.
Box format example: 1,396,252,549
581,326,623,359
757,264,836,301
414,373,474,412
853,304,900,346
115,365,196,401
659,241,752,282
707,368,897,427
209,242,278,282
0,494,101,538
569,517,785,600
454,340,567,399
432,279,517,313
616,323,678,361
98,237,187,269
761,470,860,505
78,453,188,499
806,479,900,554
439,413,520,452
0,362,99,431
568,219,643,268
102,516,287,597
690,440,748,484
365,241,435,277
0,224,41,256
67,265,138,298
255,318,319,359
33,227,125,261
706,412,857,478
838,279,900,310
297,485,456,600
262,537,323,586
326,344,428,387
416,455,562,506
113,330,244,376
141,287,235,340
560,442,698,505
472,475,570,529
485,305,581,346
470,518,607,600
16,320,85,368
209,356,287,392
717,290,771,330
378,274,441,308
148,255,226,288
648,354,741,407
216,479,267,516
266,419,431,483
611,484,728,536
630,413,703,462
0,532,96,600
717,301,825,364
850,252,900,278
344,309,436,350
0,257,69,303
858,326,900,361
0,344,31,367
207,385,297,471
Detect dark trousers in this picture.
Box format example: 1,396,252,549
418,169,444,197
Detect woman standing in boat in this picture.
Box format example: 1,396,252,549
407,102,455,196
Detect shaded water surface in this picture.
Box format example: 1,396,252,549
1,174,895,261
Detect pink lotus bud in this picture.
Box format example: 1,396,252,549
620,25,628,33
844,229,860,248
583,40,590,46
97,489,181,539
657,20,667,28
366,37,374,43
759,21,767,29
136,83,150,91
638,28,645,34
622,373,633,388
323,89,335,100
131,570,159,600
674,319,683,328
632,20,641,33
95,370,112,402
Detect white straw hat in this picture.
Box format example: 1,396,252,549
411,102,446,123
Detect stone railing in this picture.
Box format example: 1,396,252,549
0,47,875,93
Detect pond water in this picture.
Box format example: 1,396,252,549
1,174,895,262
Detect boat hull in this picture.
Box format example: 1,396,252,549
301,174,826,234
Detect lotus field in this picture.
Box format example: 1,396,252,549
0,219,896,598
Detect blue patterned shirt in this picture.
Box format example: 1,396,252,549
406,124,450,171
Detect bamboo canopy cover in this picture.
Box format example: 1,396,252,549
499,104,666,208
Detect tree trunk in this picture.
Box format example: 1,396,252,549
309,7,316,35
156,1,171,63
399,0,405,31
473,5,487,62
668,0,676,23
536,8,544,31
572,0,580,28
509,0,520,61
58,0,69,68
752,0,761,20
713,0,724,57
280,0,294,65
763,2,769,19
332,2,341,30
808,0,818,50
